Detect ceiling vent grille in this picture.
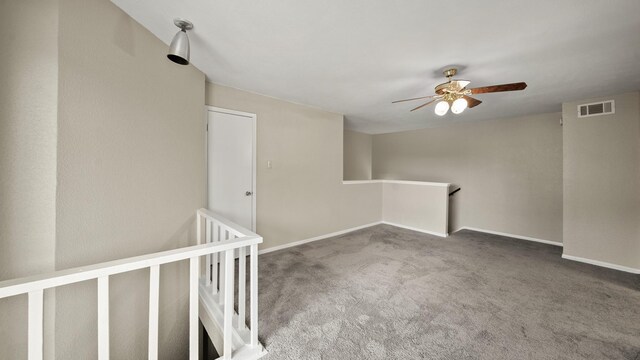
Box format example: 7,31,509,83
578,100,615,118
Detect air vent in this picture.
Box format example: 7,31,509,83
578,100,615,118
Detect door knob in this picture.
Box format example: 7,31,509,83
245,191,253,196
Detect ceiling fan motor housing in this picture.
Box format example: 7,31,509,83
443,68,458,78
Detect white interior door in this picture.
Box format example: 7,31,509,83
207,107,256,231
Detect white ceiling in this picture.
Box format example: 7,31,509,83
111,0,640,134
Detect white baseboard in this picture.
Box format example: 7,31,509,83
455,226,563,247
380,221,448,238
561,254,640,274
256,222,639,275
258,222,382,255
258,221,449,254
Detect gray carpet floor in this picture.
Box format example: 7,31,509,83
256,224,640,360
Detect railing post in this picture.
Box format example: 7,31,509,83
28,289,44,360
212,223,219,294
189,257,199,360
196,212,201,245
237,246,246,329
97,277,109,360
218,228,227,305
205,219,212,286
250,243,259,348
223,249,235,359
148,266,160,360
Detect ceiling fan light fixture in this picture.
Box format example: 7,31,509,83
434,100,449,116
451,98,468,114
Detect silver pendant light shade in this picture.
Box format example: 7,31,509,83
167,19,193,65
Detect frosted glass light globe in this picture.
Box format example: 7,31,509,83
451,98,468,114
434,101,450,116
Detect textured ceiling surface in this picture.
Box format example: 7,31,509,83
112,0,640,134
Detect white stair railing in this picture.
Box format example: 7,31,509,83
196,208,267,360
0,220,262,360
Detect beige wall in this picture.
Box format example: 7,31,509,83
0,0,58,358
206,84,382,249
381,182,449,236
373,113,563,242
343,130,372,180
562,92,640,270
53,0,206,358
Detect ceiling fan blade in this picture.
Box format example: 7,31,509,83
410,99,438,112
392,95,438,103
469,82,527,94
451,80,471,91
463,95,482,108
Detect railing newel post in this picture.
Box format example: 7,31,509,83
212,222,219,294
219,229,226,304
250,242,259,348
205,219,212,286
196,211,201,245
223,249,235,359
238,246,246,329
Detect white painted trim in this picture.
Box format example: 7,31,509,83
259,221,452,255
342,180,384,185
384,180,450,187
455,227,563,247
205,106,258,232
205,106,256,119
561,254,640,274
381,221,448,238
258,222,383,255
342,180,450,187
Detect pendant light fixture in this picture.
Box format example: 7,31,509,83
167,18,194,65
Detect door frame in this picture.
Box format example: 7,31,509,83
205,106,257,231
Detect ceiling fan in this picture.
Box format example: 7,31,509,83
393,68,527,115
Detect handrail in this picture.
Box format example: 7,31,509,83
0,237,261,299
449,187,461,196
